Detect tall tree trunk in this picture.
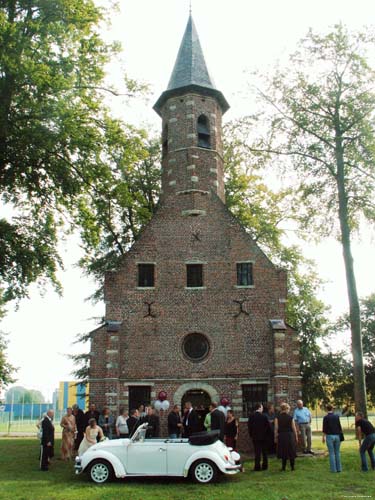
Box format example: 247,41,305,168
335,130,367,417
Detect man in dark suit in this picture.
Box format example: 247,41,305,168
144,407,160,438
40,409,55,471
209,402,225,441
248,403,270,471
72,404,85,450
127,408,140,437
183,401,199,437
84,403,100,427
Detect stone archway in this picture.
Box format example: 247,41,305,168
175,382,219,433
174,382,219,405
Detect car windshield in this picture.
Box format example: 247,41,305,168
131,424,148,442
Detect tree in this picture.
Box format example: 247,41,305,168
246,25,375,415
0,296,16,394
0,332,16,393
333,293,375,407
5,385,44,404
0,0,145,302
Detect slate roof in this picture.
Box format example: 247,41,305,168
154,14,229,115
167,14,215,91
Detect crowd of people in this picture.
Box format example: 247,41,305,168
247,399,375,473
38,399,375,475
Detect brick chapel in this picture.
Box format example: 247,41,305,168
89,14,302,445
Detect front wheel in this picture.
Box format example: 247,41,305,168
191,459,218,484
89,459,114,484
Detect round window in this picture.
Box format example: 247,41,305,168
183,333,210,362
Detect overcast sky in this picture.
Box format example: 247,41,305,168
2,0,375,401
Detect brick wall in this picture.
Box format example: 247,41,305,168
88,89,301,451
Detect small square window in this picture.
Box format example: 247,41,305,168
187,264,203,287
138,264,155,287
237,262,253,286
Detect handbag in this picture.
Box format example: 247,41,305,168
339,433,345,442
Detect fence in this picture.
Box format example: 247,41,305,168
0,403,64,435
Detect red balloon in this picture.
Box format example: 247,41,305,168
158,391,167,401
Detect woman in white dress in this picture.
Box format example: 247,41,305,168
78,418,104,455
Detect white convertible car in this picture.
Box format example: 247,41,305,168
75,423,242,484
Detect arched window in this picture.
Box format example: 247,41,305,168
162,124,168,158
197,115,211,149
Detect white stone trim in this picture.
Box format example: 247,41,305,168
169,105,176,111
187,164,195,170
169,118,177,123
274,348,285,355
187,133,195,139
181,209,206,216
186,114,194,118
191,176,199,182
169,180,176,186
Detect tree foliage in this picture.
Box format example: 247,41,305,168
244,24,375,414
0,0,146,302
5,385,44,403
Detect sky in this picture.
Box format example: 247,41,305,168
2,0,375,401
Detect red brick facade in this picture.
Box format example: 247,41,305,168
88,19,301,451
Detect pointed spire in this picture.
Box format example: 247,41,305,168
167,14,215,91
154,14,229,115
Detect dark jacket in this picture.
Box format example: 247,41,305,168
84,410,100,427
323,412,343,435
41,416,55,446
127,416,140,437
183,409,199,437
248,411,270,441
74,409,86,433
210,409,225,441
144,414,160,438
168,411,181,436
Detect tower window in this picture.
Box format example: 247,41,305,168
237,262,253,286
186,264,203,287
197,115,211,149
138,263,155,287
162,124,168,158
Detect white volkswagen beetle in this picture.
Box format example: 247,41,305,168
75,423,242,484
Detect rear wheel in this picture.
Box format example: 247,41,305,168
191,459,218,484
89,459,114,484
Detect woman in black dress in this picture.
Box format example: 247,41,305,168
224,410,239,450
274,403,298,471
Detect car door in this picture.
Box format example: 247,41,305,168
166,442,193,475
126,440,167,475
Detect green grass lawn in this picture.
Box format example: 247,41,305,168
0,433,374,500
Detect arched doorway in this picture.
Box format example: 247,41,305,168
182,389,211,432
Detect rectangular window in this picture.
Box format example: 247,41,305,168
242,384,268,417
186,264,203,287
128,386,151,412
237,262,253,286
138,264,155,287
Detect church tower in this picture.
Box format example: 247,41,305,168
88,14,301,450
154,14,229,205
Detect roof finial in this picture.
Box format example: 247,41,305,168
189,0,192,15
